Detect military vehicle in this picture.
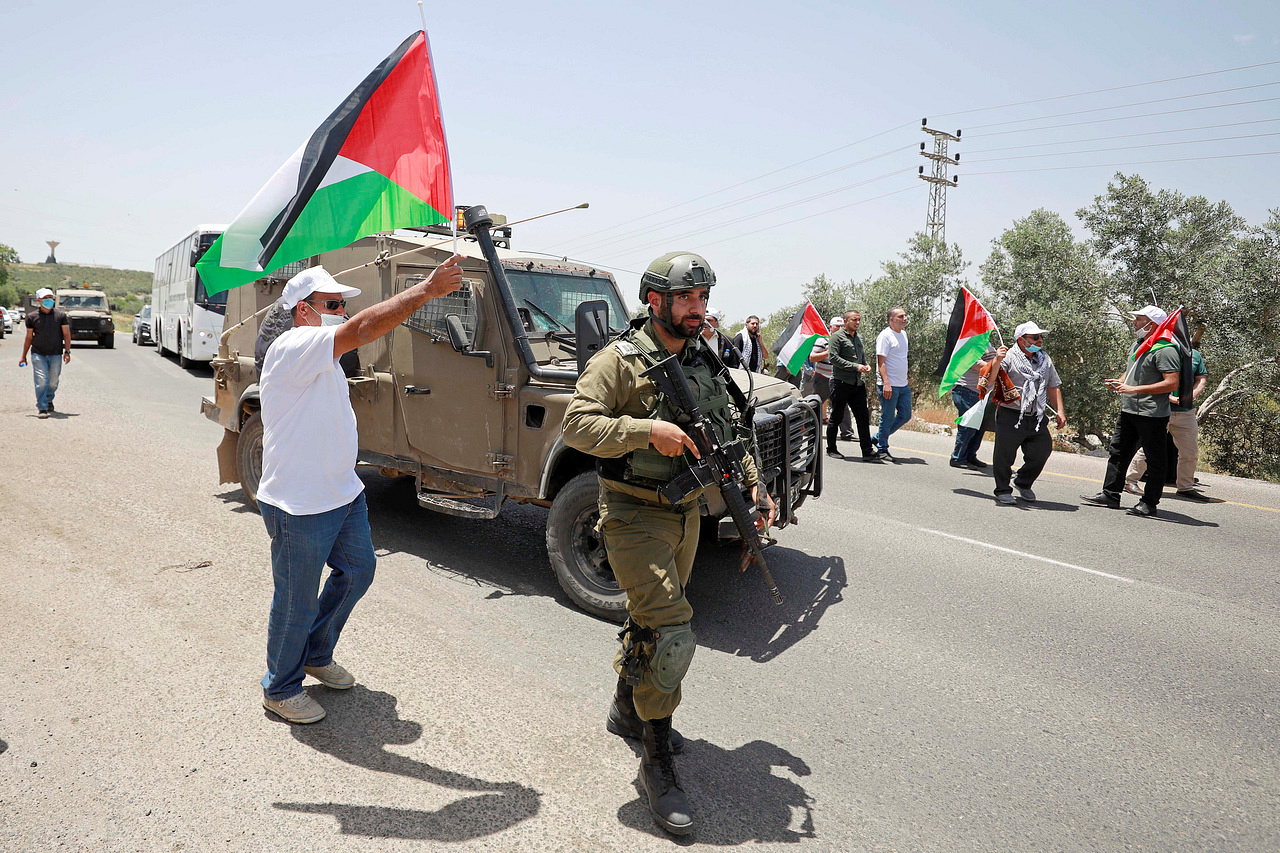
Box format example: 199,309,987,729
56,287,115,348
202,206,822,620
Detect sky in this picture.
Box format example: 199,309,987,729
1,0,1277,322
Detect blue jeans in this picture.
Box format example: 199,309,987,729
31,352,63,411
950,386,984,464
876,385,912,452
260,491,376,700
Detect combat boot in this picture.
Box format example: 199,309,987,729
606,676,684,753
640,715,693,835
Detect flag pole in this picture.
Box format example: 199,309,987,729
418,1,458,255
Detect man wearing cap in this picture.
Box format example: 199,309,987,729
989,322,1066,505
1125,343,1210,501
1082,306,1181,518
19,288,71,418
826,310,876,459
256,257,462,724
702,308,740,367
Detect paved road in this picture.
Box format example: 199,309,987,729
2,336,1278,852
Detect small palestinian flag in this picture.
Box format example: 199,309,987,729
773,301,830,375
198,31,453,295
1134,306,1195,403
936,287,998,397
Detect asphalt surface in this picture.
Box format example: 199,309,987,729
2,335,1278,852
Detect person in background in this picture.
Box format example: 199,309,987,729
826,310,876,461
988,323,1066,505
734,315,769,373
1126,342,1210,502
801,316,853,440
19,287,71,418
949,350,995,470
703,308,740,368
873,307,911,461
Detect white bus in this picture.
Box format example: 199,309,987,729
152,224,227,367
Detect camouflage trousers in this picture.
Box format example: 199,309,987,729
599,482,700,721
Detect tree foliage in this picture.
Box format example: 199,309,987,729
0,243,19,307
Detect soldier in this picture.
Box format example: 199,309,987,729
562,251,775,836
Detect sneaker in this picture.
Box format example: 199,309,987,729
47,402,55,412
994,493,1016,505
839,432,856,442
263,691,326,724
861,454,884,463
37,410,48,419
1016,486,1037,502
965,458,988,469
1081,493,1121,509
949,460,968,469
303,661,355,689
1122,482,1144,497
1127,501,1158,518
1176,489,1211,502
875,450,896,462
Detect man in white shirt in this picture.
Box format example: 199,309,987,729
873,307,911,461
258,258,462,723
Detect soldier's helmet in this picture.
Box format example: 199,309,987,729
638,252,716,303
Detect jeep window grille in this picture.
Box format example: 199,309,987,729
400,275,477,341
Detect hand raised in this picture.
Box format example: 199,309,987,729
419,255,465,300
649,420,700,458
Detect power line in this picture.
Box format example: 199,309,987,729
977,96,1280,137
566,144,915,256
963,149,1280,176
965,116,1280,154
930,59,1280,119
967,81,1280,130
964,131,1280,164
593,169,913,261
546,122,916,252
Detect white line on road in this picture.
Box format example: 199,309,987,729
918,528,1136,584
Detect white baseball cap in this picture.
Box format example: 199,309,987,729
1129,305,1168,325
705,308,720,321
35,287,54,299
279,266,361,310
829,316,844,327
1014,321,1050,339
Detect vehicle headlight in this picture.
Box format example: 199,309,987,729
100,318,110,327
199,330,213,340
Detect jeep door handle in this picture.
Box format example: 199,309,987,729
404,385,431,395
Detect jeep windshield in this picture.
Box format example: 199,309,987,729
504,270,626,335
59,294,108,310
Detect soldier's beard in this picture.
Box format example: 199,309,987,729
655,305,702,339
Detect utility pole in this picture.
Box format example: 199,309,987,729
918,118,960,247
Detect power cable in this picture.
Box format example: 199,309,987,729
976,96,1280,137
965,117,1280,153
964,131,1280,164
929,59,1280,119
967,81,1280,130
566,144,915,256
963,149,1280,176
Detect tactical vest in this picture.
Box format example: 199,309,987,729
601,325,740,488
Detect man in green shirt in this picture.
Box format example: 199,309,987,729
1125,347,1209,500
1082,306,1182,517
825,310,876,460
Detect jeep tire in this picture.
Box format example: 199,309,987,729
237,411,264,511
546,470,626,622
100,333,114,348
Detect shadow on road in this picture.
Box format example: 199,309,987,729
689,550,846,664
953,488,1080,512
617,738,816,844
0,738,7,755
214,487,260,514
273,685,540,840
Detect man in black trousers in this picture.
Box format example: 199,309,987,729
825,310,877,461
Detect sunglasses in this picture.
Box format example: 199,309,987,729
306,298,346,311
1023,334,1043,341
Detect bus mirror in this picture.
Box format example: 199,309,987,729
574,300,610,374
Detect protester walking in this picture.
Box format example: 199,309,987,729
802,316,853,439
1126,344,1209,501
734,315,769,373
826,311,876,460
19,288,71,418
873,307,911,461
257,258,462,724
988,323,1067,505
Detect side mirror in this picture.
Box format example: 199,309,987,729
446,314,471,352
575,300,610,374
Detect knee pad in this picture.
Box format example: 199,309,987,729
650,622,697,693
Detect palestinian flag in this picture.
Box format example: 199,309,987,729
1134,306,1195,403
936,287,998,397
197,31,453,295
773,301,830,375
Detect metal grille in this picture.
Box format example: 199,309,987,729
264,258,313,282
401,276,477,340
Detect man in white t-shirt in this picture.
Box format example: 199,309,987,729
258,258,462,724
873,307,911,461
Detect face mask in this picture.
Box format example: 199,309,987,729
41,298,55,309
319,313,346,327
1136,322,1152,337
1025,344,1042,353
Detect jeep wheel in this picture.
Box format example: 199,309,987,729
100,333,114,349
547,471,626,622
237,411,264,511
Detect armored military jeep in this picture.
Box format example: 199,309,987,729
56,288,115,348
203,208,822,620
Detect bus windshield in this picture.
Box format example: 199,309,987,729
195,276,227,313
504,270,626,334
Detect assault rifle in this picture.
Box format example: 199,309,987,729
640,354,784,605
